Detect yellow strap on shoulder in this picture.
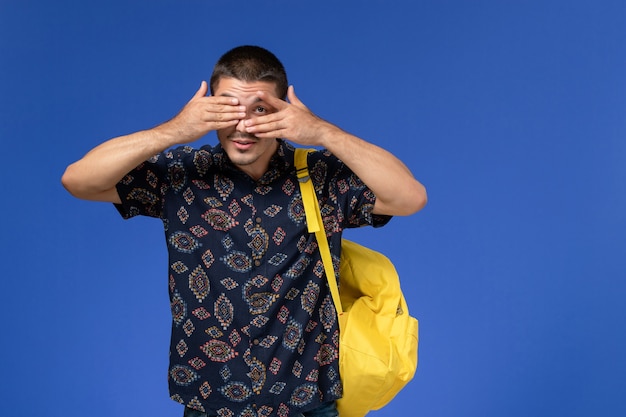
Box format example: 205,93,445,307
295,148,344,316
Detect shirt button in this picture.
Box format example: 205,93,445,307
253,339,260,345
255,217,262,224
255,260,261,267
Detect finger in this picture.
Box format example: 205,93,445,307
287,85,308,109
203,97,245,111
204,96,242,108
194,96,244,117
193,81,208,99
251,129,287,139
244,113,281,132
287,85,299,105
249,119,282,131
210,119,241,130
206,109,246,122
255,90,288,110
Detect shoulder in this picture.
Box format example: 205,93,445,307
307,148,356,184
163,144,220,161
156,144,226,172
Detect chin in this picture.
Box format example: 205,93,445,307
228,152,259,167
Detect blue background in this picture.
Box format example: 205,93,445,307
1,1,625,416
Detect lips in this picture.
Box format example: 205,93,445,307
233,138,256,144
231,138,257,151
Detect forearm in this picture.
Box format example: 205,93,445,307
320,125,427,216
243,87,427,215
62,81,247,202
62,125,176,202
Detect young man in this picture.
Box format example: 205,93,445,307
62,45,426,417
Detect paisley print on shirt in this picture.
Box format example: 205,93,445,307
113,141,388,416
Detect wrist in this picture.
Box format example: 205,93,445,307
317,122,351,150
312,120,343,148
151,120,185,150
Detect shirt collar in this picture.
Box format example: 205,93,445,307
212,139,294,184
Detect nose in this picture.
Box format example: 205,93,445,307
235,108,252,132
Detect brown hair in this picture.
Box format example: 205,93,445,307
210,45,288,99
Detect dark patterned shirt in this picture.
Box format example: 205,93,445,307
114,140,389,416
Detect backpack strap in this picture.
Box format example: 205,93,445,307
295,148,344,316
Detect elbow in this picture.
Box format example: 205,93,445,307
415,185,428,212
406,182,428,215
374,181,427,216
61,163,91,199
61,163,121,203
61,165,79,197
416,182,428,210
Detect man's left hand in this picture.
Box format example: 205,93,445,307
243,86,338,146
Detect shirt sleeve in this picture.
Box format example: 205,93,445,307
114,152,169,219
309,150,392,232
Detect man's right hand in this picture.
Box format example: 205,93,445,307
62,81,244,203
156,81,247,145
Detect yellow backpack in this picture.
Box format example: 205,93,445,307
295,148,419,417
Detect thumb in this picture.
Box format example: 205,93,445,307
192,81,208,99
288,85,309,111
287,85,302,106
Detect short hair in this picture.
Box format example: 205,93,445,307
210,45,288,99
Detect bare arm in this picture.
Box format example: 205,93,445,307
61,81,246,203
243,86,427,216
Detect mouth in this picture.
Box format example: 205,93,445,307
230,135,258,151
